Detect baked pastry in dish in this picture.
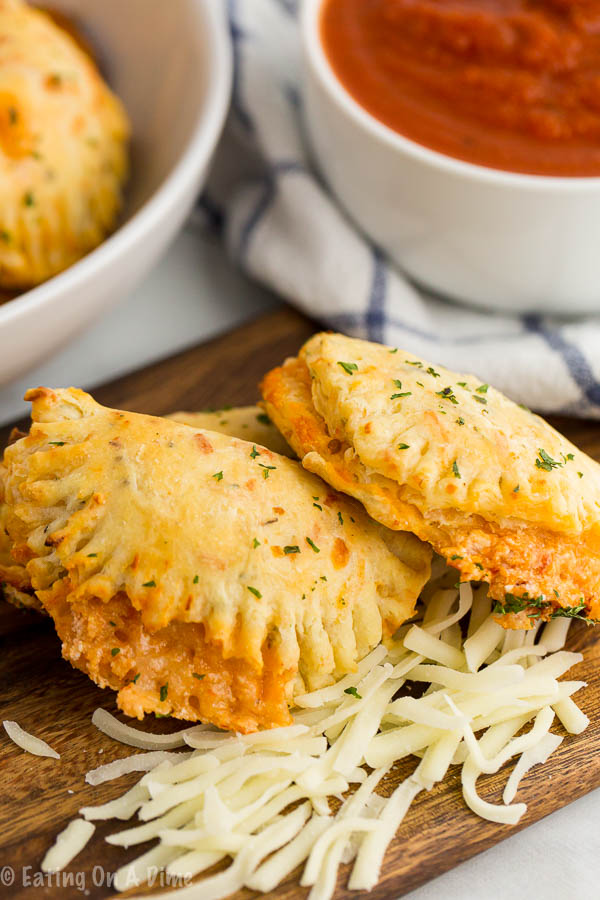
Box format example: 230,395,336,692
0,0,129,289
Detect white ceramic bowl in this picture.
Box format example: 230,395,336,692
301,0,600,315
0,0,231,385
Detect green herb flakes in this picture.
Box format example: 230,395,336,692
535,449,562,472
193,574,199,584
337,511,344,525
476,384,489,394
142,580,156,588
193,673,205,680
398,443,410,450
338,361,358,375
284,545,301,554
213,471,224,481
344,686,362,699
160,683,169,702
247,586,262,598
111,647,120,657
256,413,271,425
253,538,260,549
306,537,320,553
452,460,461,478
250,445,260,459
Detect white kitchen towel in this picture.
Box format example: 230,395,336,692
200,0,600,418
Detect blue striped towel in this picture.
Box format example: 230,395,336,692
200,0,600,418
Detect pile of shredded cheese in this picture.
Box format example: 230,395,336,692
40,563,589,897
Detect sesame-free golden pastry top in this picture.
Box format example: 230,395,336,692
0,387,430,732
168,407,293,457
261,332,600,628
0,0,129,289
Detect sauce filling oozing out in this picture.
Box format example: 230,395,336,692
321,0,600,176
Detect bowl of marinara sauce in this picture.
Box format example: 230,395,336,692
301,0,600,314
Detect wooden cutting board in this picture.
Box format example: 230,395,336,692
1,306,599,900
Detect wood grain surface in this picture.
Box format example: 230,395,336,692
1,306,599,900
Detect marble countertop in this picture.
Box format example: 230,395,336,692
0,227,597,899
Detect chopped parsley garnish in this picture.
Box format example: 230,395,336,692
160,683,169,702
48,441,66,446
473,396,487,405
426,367,440,378
344,686,362,699
393,379,403,389
247,586,262,598
474,562,484,570
551,602,587,620
456,417,465,425
193,574,199,584
109,621,116,627
398,443,410,450
513,485,520,492
250,445,260,459
193,672,205,680
562,452,574,463
578,472,584,478
253,537,260,549
87,553,97,557
284,545,301,554
259,463,276,478
313,501,322,510
142,580,156,588
450,554,463,560
306,537,320,553
389,348,398,354
405,359,423,367
457,381,468,388
391,392,412,400
111,647,120,657
452,460,461,478
476,384,489,394
23,191,35,207
256,413,271,425
337,361,358,375
436,387,458,404
337,511,344,525
132,674,140,684
213,471,224,481
320,575,327,582
535,448,562,472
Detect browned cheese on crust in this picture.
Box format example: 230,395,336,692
261,333,600,628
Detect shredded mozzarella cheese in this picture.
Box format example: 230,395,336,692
3,720,60,759
40,561,590,900
41,819,95,872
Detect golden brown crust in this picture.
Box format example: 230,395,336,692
1,387,431,729
46,590,292,733
261,336,600,625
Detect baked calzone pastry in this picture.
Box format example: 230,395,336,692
0,0,129,289
261,332,600,628
168,407,293,457
0,387,430,732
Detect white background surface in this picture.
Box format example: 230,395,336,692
0,228,598,898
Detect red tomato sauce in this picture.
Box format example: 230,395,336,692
320,0,600,176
